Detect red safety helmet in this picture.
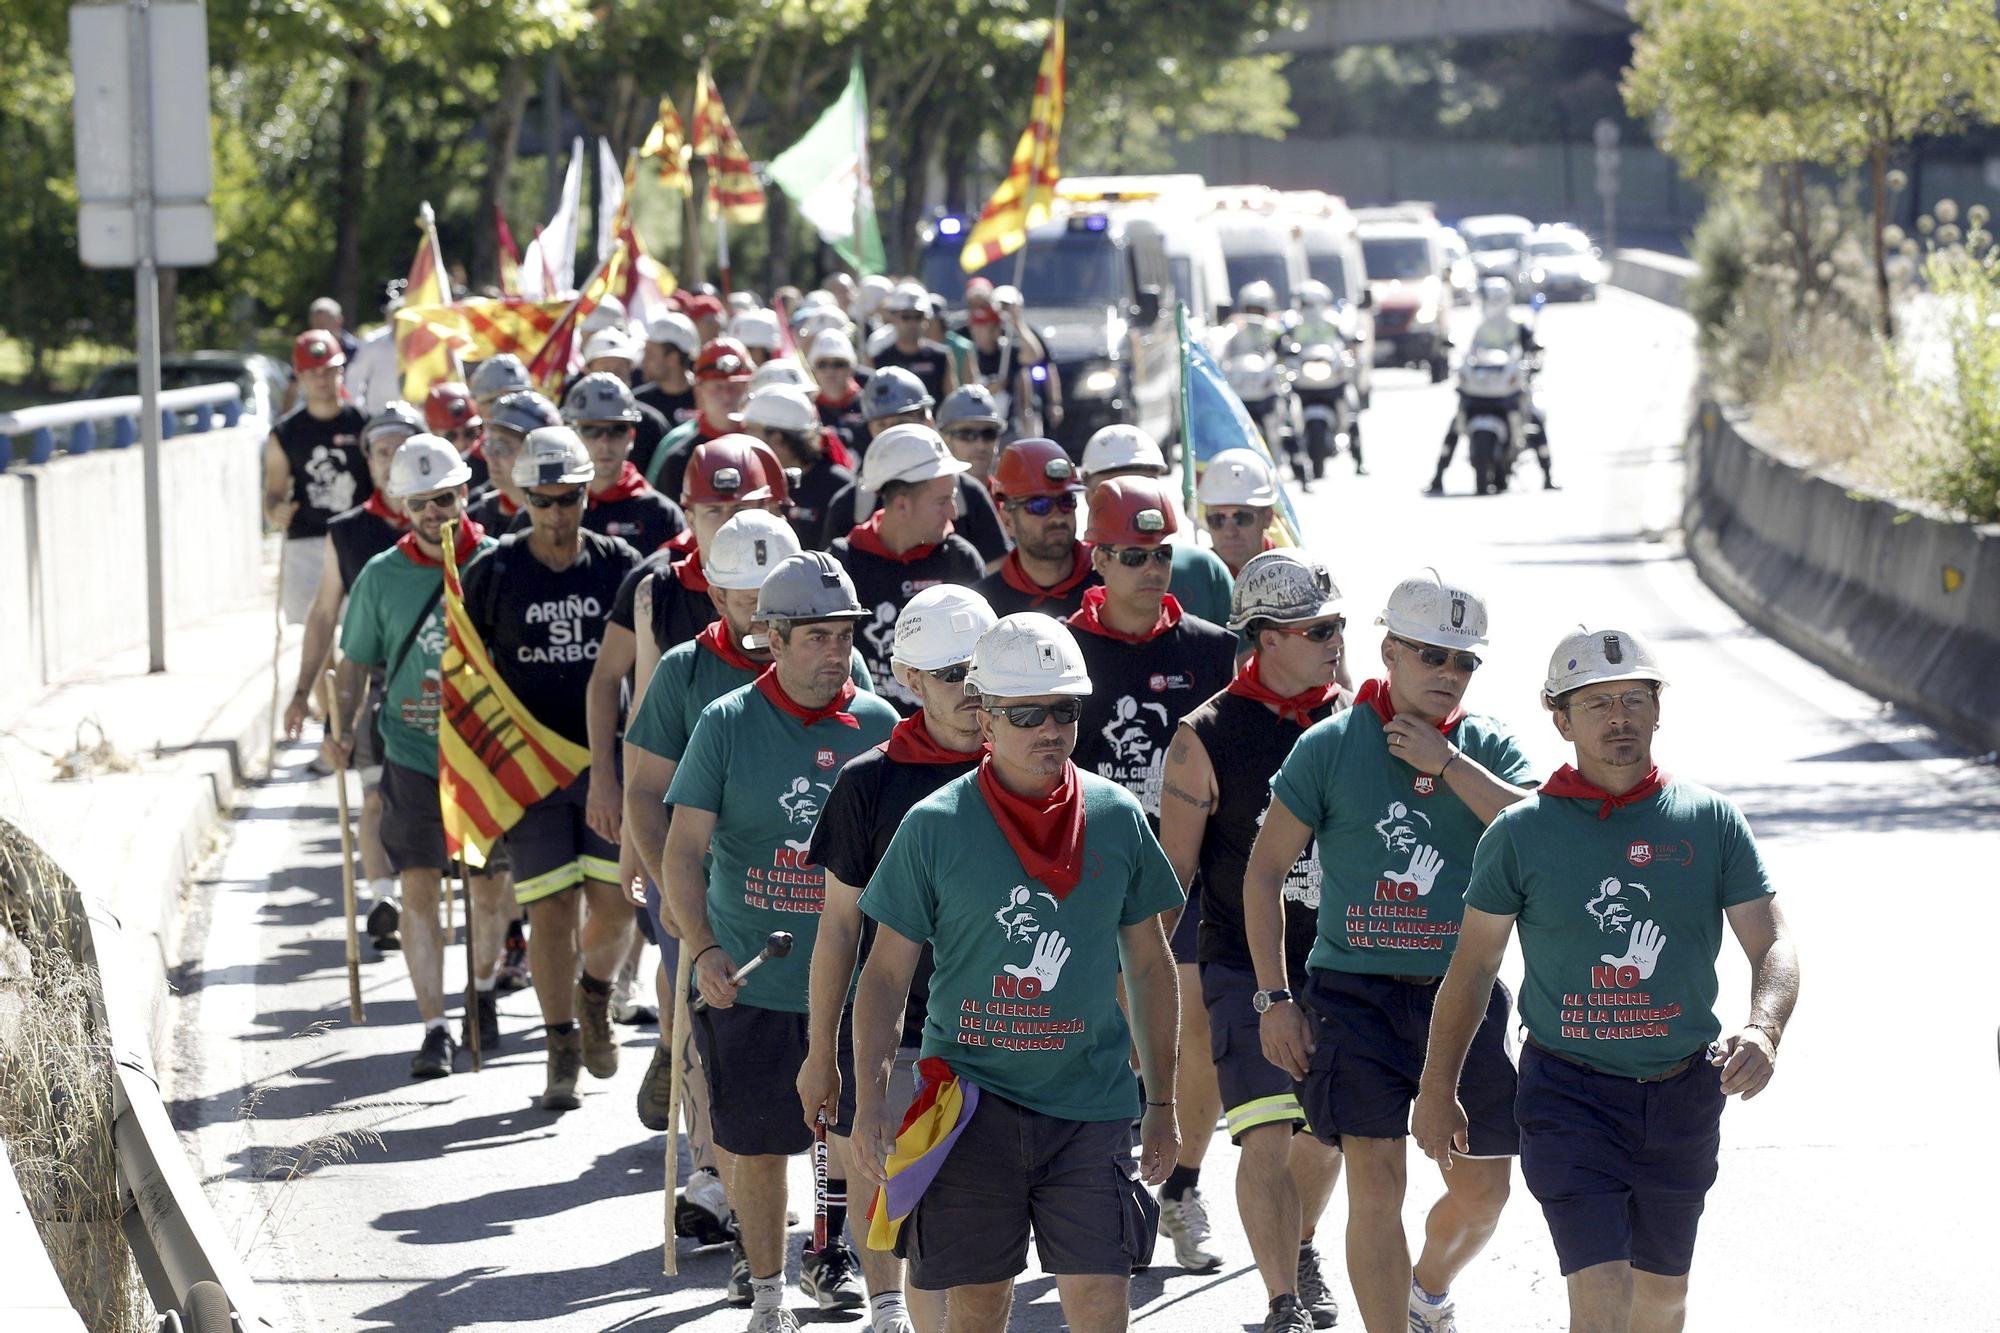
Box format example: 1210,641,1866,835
742,437,794,506
683,433,780,506
424,381,483,433
679,291,726,321
1084,475,1180,546
292,329,346,372
694,337,755,383
993,438,1084,500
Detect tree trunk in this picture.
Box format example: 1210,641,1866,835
472,58,533,294
766,187,793,292
1871,142,1892,338
329,47,377,320
684,158,707,287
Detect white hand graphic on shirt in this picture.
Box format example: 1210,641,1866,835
1600,919,1667,979
1385,844,1445,896
1002,930,1071,992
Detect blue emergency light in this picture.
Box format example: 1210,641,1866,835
938,216,963,236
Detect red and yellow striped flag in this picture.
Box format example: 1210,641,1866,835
960,20,1065,272
692,66,766,224
437,525,590,868
495,205,523,296
395,204,464,400
639,96,693,194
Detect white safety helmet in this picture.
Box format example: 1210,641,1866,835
1238,280,1278,312
1229,550,1344,631
582,325,639,365
797,307,851,343
1297,280,1334,310
1480,277,1513,312
1543,625,1668,704
579,294,626,338
706,510,802,592
1375,568,1490,651
387,433,473,498
883,280,931,314
860,424,970,491
749,358,814,393
729,308,784,351
645,310,700,358
726,291,759,316
853,274,894,321
740,384,821,435
513,425,596,488
1196,447,1277,508
965,612,1092,700
808,328,857,366
891,585,999,671
1079,424,1168,479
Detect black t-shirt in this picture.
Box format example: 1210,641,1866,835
459,529,642,747
830,534,986,714
636,381,697,431
609,548,717,651
629,401,672,481
817,391,870,461
873,339,954,401
788,458,854,551
1070,612,1239,827
973,555,1100,620
464,450,491,495
1183,686,1345,976
274,404,370,539
326,504,403,593
808,744,978,1048
465,489,522,537
585,487,685,555
819,475,1008,564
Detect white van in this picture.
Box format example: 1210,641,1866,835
1280,190,1376,402
1202,187,1312,310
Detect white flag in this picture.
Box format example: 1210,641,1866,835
596,137,625,268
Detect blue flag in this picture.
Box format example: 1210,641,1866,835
1177,303,1303,546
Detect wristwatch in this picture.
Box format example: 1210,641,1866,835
1251,988,1293,1014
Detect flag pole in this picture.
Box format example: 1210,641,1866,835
993,0,1063,419
1178,300,1197,519
852,52,871,277
419,200,452,305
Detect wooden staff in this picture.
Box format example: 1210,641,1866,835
457,857,483,1073
663,942,692,1276
271,546,287,764
323,669,363,1023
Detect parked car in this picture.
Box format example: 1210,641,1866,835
1525,225,1605,301
1456,213,1536,297
1356,215,1452,382
83,351,292,431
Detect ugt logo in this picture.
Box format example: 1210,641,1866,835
1627,841,1653,866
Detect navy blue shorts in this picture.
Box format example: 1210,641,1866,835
1296,967,1519,1155
638,874,663,949
691,1000,855,1158
1170,885,1201,964
503,776,619,905
1516,1043,1725,1277
1201,962,1309,1142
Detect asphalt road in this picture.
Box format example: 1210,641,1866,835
167,287,2000,1332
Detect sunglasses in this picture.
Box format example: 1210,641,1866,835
1568,687,1657,718
947,427,1001,444
525,487,587,509
407,492,460,512
927,663,971,685
443,426,482,444
986,699,1083,727
812,360,853,372
1274,618,1345,643
1391,634,1481,673
1205,510,1265,529
1105,544,1175,568
578,423,630,441
891,312,926,322
1009,493,1080,517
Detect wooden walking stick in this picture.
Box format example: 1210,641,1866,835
323,669,364,1023
663,941,692,1277
458,857,483,1073
270,546,287,764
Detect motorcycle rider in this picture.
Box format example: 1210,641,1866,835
1291,281,1364,478
1226,282,1308,489
1429,278,1554,495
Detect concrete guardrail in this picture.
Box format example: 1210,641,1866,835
1609,248,1697,309
0,382,244,469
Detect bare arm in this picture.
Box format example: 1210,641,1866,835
285,536,345,738
664,806,737,1006
262,433,294,528
583,622,637,843
1245,795,1317,1080
622,747,675,927
1006,311,1047,366
1412,905,1516,1165
800,871,867,1127
1156,725,1215,936
1718,895,1798,1099
318,655,368,767
1382,718,1533,825
848,923,922,1191
631,577,660,706
1119,913,1182,1185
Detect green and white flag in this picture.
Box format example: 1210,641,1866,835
768,52,886,274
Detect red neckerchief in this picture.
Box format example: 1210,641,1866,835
999,542,1093,605
752,665,860,729
822,427,855,471
591,461,649,506
976,753,1086,899
362,491,409,527
1356,677,1466,735
1225,654,1341,728
492,491,520,518
846,511,938,564
696,414,729,442
1541,764,1671,821
396,518,486,568
694,618,761,672
884,712,982,766
666,528,695,554
1068,584,1181,644
671,546,710,594
818,381,861,410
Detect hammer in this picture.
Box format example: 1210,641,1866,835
692,930,794,1012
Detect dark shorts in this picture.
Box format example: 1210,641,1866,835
378,761,449,873
1516,1043,1725,1277
1201,962,1309,1142
1297,967,1519,1156
502,776,619,905
691,1000,855,1157
638,874,663,949
1170,886,1201,964
902,1094,1157,1289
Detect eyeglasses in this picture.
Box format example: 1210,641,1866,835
577,423,630,441
1567,687,1657,717
1273,618,1345,643
1391,634,1481,673
1105,544,1174,568
524,487,587,509
891,312,926,322
444,426,482,445
986,699,1083,727
407,492,460,512
927,663,971,685
1204,510,1265,530
947,427,1001,444
1009,493,1080,517
812,360,853,372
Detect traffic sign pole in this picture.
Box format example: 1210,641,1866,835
1593,119,1621,255
129,0,166,673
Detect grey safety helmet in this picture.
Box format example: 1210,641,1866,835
363,399,426,444
489,390,563,439
860,365,934,422
752,551,870,642
936,383,1005,430
563,370,641,424
469,353,532,400
1228,550,1345,632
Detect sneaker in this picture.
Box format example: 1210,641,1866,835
746,1308,799,1333
461,990,501,1052
366,898,401,953
724,1238,752,1307
541,1028,583,1111
1424,479,1445,497
637,1044,673,1131
497,922,530,991
410,1025,456,1080
1157,1188,1224,1273
799,1241,865,1311
576,979,619,1079
1264,1294,1314,1333
1408,1286,1457,1333
1297,1243,1340,1328
612,968,658,1025
676,1167,737,1245
1543,476,1560,491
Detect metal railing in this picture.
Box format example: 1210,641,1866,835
0,381,245,469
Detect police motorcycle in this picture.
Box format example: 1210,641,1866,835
1291,281,1363,481
1449,283,1545,495
1223,281,1310,487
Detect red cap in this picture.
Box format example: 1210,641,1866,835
679,291,726,320
424,381,482,432
293,330,346,372
683,433,779,506
993,438,1083,500
964,277,995,302
1084,476,1179,546
694,338,755,383
968,305,1002,326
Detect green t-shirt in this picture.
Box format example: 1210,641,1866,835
859,770,1184,1122
1465,778,1774,1079
339,536,497,776
1271,700,1534,978
1169,543,1234,627
626,639,876,763
666,681,899,1012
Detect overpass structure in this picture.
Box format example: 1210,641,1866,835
1263,0,1632,51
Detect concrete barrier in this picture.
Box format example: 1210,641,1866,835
1684,402,2000,753
1609,249,1696,308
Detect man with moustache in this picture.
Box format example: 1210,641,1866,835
974,439,1098,619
